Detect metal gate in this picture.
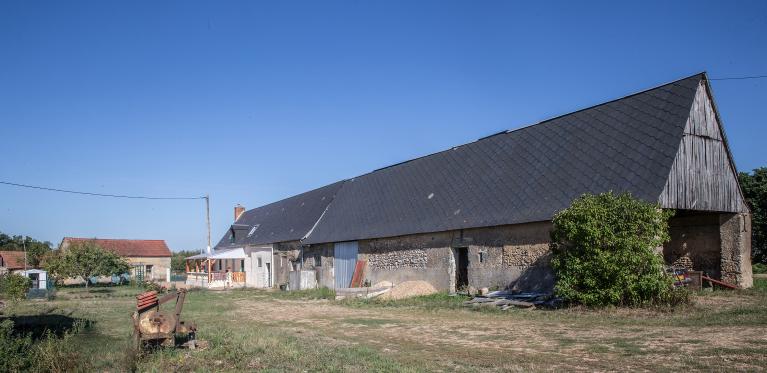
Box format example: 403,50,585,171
334,241,358,288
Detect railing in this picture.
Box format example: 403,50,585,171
232,272,245,283
185,271,246,285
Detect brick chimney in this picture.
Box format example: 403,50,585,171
234,204,245,221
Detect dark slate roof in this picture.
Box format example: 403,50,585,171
214,181,344,248
303,74,703,244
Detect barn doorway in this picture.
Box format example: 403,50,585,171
454,247,468,290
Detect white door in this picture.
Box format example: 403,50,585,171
252,252,266,288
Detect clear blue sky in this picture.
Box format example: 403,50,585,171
1,1,765,251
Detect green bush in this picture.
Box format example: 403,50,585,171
0,319,88,373
753,263,767,274
550,192,676,307
0,273,32,301
0,320,34,372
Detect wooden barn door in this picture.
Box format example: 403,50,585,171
334,241,358,288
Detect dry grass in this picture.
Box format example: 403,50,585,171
1,280,765,371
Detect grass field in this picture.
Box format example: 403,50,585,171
1,279,766,372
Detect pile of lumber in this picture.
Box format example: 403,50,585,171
463,291,559,310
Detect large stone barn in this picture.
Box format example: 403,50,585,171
210,72,752,292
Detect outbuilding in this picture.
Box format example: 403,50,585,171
59,237,172,282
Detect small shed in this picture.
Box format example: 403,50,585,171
20,269,48,289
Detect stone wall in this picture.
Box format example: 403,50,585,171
273,241,300,287
663,211,753,288
127,257,171,281
358,231,454,290
283,210,753,292
463,222,554,292
663,212,722,277
302,243,335,288
348,221,555,292
719,213,753,288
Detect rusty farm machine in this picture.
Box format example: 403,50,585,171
132,289,198,349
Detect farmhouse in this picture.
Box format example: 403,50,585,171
201,72,752,291
185,183,344,288
59,237,172,281
0,250,27,274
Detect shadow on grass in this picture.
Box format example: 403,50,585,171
1,314,93,339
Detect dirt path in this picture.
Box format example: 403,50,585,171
232,295,767,371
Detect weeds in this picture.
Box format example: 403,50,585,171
270,286,336,300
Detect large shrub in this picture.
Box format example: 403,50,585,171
0,273,32,301
0,320,34,371
0,319,87,373
550,192,675,307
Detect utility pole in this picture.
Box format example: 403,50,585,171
205,195,212,254
23,238,27,272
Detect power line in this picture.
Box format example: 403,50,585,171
710,75,767,81
0,180,205,200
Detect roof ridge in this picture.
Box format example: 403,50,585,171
360,72,706,177
65,237,166,242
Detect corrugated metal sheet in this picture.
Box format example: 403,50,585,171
333,241,358,288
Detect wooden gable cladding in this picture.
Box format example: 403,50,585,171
659,81,746,213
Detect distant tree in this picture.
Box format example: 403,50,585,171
0,233,52,268
550,192,676,307
739,168,767,264
171,250,199,272
44,242,130,288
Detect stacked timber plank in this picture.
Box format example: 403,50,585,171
136,291,158,310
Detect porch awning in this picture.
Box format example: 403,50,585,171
186,247,248,260
210,247,247,259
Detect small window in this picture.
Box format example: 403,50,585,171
240,260,245,272
315,253,322,267
478,252,486,263
247,224,260,237
146,265,153,276
258,257,263,268
229,232,235,243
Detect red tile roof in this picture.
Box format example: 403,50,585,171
0,251,26,269
61,238,172,257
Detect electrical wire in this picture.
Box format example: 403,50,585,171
710,75,767,81
0,180,205,200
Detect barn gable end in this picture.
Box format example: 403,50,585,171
659,80,746,213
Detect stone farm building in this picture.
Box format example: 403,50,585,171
60,238,172,281
189,73,752,291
